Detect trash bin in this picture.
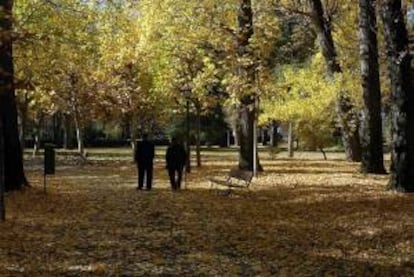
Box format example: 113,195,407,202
44,144,55,175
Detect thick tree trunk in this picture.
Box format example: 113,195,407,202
0,118,5,221
359,0,386,174
336,97,362,161
237,96,256,170
308,0,362,162
237,0,262,171
381,0,414,192
0,0,27,191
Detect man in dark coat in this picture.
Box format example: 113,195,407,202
134,134,155,190
165,137,186,190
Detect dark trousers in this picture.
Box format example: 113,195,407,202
168,168,183,190
138,163,153,190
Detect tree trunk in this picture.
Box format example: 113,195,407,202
237,0,262,171
232,129,238,146
358,0,386,174
319,146,327,160
270,120,279,147
0,117,5,221
130,113,137,151
73,110,85,159
52,112,63,147
308,0,362,162
381,0,414,192
288,121,294,158
237,96,257,170
32,112,43,158
0,0,27,191
195,103,201,167
63,113,73,149
18,92,29,150
32,132,40,158
70,75,86,159
129,113,138,160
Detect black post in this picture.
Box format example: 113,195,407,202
186,99,191,173
44,144,55,193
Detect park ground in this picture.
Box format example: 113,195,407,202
1,148,414,276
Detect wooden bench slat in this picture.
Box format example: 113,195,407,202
209,168,253,191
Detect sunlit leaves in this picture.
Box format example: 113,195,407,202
261,54,336,149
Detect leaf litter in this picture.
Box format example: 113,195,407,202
0,151,413,276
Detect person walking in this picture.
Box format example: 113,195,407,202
134,133,155,191
165,137,187,191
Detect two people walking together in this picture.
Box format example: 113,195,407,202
134,134,187,191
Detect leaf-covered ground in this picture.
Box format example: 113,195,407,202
1,149,414,276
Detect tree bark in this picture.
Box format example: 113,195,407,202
52,112,63,147
319,146,327,160
32,112,44,158
195,102,201,167
237,0,262,171
359,0,386,174
270,120,279,147
381,0,414,192
73,109,85,159
308,0,362,162
129,113,137,151
70,74,86,159
0,117,5,221
63,113,73,149
288,121,294,158
18,92,29,150
237,96,256,170
232,129,238,146
0,0,27,191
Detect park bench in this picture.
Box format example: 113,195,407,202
209,168,254,193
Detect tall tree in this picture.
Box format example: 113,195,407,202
381,0,414,192
0,0,27,191
237,0,261,170
308,0,362,162
0,116,5,221
358,0,386,174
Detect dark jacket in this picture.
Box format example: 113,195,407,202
134,140,155,165
166,143,186,170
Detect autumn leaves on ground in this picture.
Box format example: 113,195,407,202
1,149,414,276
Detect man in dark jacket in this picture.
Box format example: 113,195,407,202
165,137,186,190
134,134,155,190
